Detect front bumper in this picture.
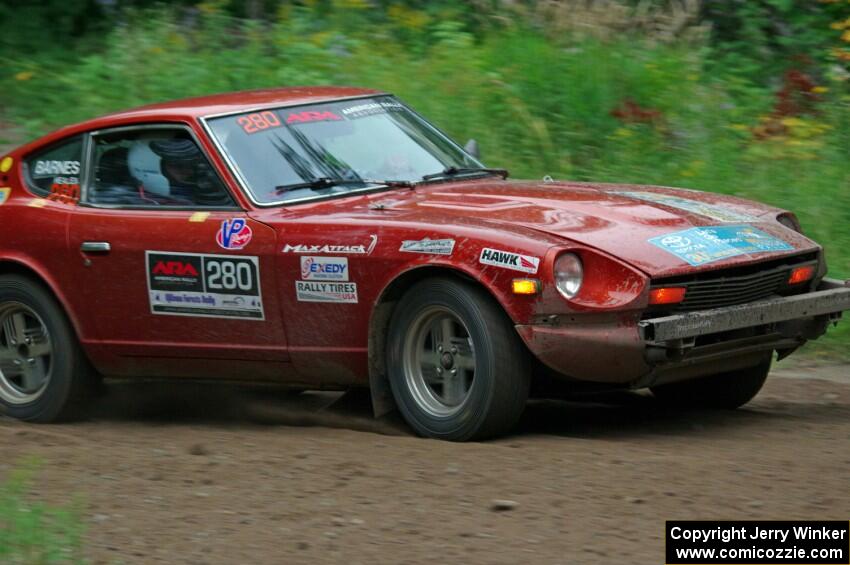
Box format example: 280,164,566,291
516,278,850,388
638,278,850,342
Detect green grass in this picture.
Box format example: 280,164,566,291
0,461,86,564
1,8,847,353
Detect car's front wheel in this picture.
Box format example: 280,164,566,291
0,275,93,422
386,277,530,441
650,356,772,409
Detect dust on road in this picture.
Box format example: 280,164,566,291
2,358,848,564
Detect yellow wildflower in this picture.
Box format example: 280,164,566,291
14,71,34,81
387,4,430,30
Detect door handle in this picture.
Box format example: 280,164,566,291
80,242,111,253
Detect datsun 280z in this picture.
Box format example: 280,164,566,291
1,87,849,440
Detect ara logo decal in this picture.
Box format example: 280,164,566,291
479,248,540,274
0,187,10,206
152,261,200,277
286,111,343,124
217,218,253,250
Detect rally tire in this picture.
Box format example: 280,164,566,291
0,275,94,422
386,277,530,441
651,356,772,410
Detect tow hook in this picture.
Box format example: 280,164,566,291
645,338,696,363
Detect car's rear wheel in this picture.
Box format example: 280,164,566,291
650,356,771,409
386,277,530,441
0,275,93,422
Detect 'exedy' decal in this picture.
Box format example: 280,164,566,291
300,256,349,281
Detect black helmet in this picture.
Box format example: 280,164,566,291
149,138,201,164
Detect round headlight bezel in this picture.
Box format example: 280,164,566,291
777,213,803,234
554,253,583,300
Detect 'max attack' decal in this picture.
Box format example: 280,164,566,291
479,248,540,274
649,225,793,266
283,235,378,255
615,191,759,223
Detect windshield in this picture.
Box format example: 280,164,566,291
206,96,483,204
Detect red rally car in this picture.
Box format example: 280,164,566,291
1,87,849,440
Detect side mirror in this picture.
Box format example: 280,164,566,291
464,139,480,160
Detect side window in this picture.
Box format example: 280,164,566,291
24,136,83,200
88,128,236,208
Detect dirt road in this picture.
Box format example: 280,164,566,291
1,358,848,564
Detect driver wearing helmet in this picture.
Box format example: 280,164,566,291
150,138,232,206
127,137,231,206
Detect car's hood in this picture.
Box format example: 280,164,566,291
366,179,819,277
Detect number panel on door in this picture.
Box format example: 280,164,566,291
147,251,264,320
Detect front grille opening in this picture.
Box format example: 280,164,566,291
646,252,819,315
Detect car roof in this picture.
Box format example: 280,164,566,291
15,86,385,153
103,86,385,121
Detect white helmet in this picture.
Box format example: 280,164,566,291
128,141,170,196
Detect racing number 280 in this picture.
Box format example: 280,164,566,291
206,259,253,291
237,111,281,134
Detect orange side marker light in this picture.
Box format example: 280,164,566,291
512,279,540,295
788,265,815,285
648,287,687,305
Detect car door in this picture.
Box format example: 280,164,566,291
67,124,288,378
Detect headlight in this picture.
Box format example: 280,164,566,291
554,253,583,299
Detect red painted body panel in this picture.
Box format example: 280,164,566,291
0,87,827,388
66,209,288,375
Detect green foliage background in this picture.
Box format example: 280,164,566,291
0,0,848,354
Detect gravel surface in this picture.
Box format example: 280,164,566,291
1,359,848,564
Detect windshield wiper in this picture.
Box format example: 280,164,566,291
420,166,509,182
275,177,414,194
